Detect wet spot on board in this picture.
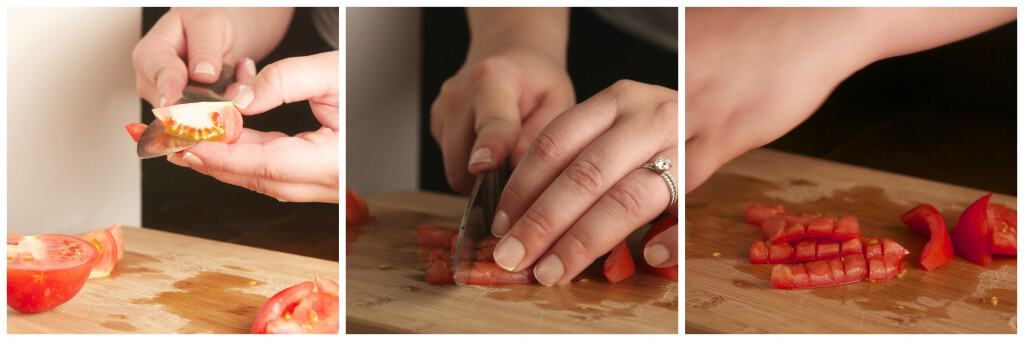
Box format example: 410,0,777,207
101,320,138,332
789,179,817,187
690,295,724,310
222,265,251,272
132,271,267,333
111,251,169,279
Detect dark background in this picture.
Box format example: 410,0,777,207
421,10,1015,196
141,8,338,261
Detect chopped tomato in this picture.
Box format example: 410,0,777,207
816,242,839,260
843,255,867,281
806,260,834,287
603,240,636,283
346,188,371,226
832,214,860,241
952,193,995,266
749,241,769,264
745,204,787,226
251,276,339,334
794,240,817,262
124,123,147,142
828,258,846,283
416,224,457,249
988,204,1017,256
901,204,954,270
806,215,836,239
463,262,535,285
425,249,455,285
768,243,794,264
7,234,99,313
840,238,862,257
640,214,678,281
80,224,125,279
151,101,243,143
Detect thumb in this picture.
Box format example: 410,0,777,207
468,69,523,174
643,224,678,268
232,51,339,129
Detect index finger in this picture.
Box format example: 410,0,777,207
132,11,188,106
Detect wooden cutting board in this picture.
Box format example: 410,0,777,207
346,191,678,333
7,227,339,334
685,148,1016,333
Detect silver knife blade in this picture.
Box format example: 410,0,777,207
135,66,236,159
452,165,509,285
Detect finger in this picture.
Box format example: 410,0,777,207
440,106,476,194
512,86,575,167
132,13,188,107
200,169,338,203
467,67,523,174
181,9,229,83
644,224,678,268
236,52,339,123
235,128,288,144
224,57,257,100
182,129,338,186
533,148,677,285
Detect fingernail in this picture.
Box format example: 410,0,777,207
468,148,492,167
277,198,288,203
244,58,257,77
644,243,670,267
182,152,204,167
493,236,525,271
158,96,167,107
166,153,187,167
491,210,510,237
194,62,215,76
233,85,254,109
533,254,564,286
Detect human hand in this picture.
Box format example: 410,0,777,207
132,7,293,107
168,51,339,203
489,80,678,286
431,8,575,194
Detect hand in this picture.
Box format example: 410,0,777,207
489,80,678,286
431,8,575,194
132,7,293,107
168,51,339,203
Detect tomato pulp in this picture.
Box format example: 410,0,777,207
251,276,339,334
7,234,99,313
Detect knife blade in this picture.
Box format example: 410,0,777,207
136,66,237,159
451,164,509,285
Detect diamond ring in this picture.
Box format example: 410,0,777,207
640,156,677,208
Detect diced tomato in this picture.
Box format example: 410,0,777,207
863,238,883,259
80,225,124,279
988,204,1017,256
251,277,339,334
464,262,535,285
8,234,99,313
952,194,995,266
425,260,454,285
417,224,457,249
843,255,867,281
781,223,807,244
761,217,786,241
768,243,794,264
346,188,371,226
794,240,817,262
900,204,954,271
828,258,846,283
769,264,798,289
867,257,886,281
840,239,862,257
806,261,834,287
806,215,836,239
816,242,839,260
603,240,636,283
124,123,147,143
746,204,787,226
641,214,678,281
750,241,769,264
790,264,810,288
832,214,860,241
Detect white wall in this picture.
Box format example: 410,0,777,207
346,8,422,196
7,8,141,234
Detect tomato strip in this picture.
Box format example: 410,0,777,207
900,204,954,271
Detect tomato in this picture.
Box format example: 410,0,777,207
988,204,1016,255
794,239,816,262
832,214,860,241
806,215,835,239
124,123,147,143
417,224,457,249
843,255,867,281
816,242,840,260
251,276,339,334
464,262,535,285
760,210,860,244
80,224,124,279
640,214,678,281
768,243,794,264
345,188,371,226
152,101,243,143
901,204,954,271
745,204,786,226
7,234,99,313
603,240,636,283
840,238,862,257
425,249,455,285
749,241,769,264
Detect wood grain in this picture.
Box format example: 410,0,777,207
685,148,1016,333
346,191,678,333
8,227,339,334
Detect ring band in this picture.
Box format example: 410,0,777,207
640,156,678,208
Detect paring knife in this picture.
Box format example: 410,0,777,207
136,66,237,159
451,164,510,285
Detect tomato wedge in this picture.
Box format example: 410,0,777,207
251,276,339,334
124,123,147,142
603,240,636,283
951,193,1017,266
988,204,1017,256
900,204,954,271
80,224,124,279
151,101,243,143
641,214,677,281
7,234,99,313
346,188,371,226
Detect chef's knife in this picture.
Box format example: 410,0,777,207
136,66,237,159
451,164,509,285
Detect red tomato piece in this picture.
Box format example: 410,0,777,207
251,277,339,334
863,238,883,259
806,215,836,239
152,101,243,143
867,257,887,281
604,240,636,283
840,238,862,257
952,193,995,266
761,217,787,242
794,239,817,262
781,223,807,244
346,188,371,226
746,204,787,226
124,123,147,143
816,242,840,260
832,214,861,241
641,214,678,281
992,230,1017,255
417,224,457,249
750,241,769,264
806,260,834,287
7,234,99,313
900,204,954,271
769,264,797,289
768,243,794,264
988,204,1017,256
790,264,810,288
828,258,846,283
465,262,536,285
80,225,123,279
425,259,454,285
843,255,867,281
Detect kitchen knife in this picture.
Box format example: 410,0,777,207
136,66,237,159
451,164,509,285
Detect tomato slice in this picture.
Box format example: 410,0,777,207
832,214,861,241
124,123,147,143
900,204,954,271
346,188,371,226
80,224,124,279
416,224,457,249
745,204,787,226
251,277,339,334
816,242,840,260
640,214,678,281
952,193,995,266
806,215,836,239
840,238,862,257
767,243,794,264
152,101,243,143
603,240,636,283
464,262,536,285
7,234,99,313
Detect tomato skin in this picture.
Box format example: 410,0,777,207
745,204,786,226
345,188,371,226
806,215,836,240
952,194,995,266
7,234,99,313
251,277,339,334
749,241,769,264
124,123,147,143
832,214,861,241
603,240,636,283
840,239,862,257
901,204,954,271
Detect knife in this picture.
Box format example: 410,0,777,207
136,66,237,159
451,164,510,285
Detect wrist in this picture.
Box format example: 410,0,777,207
466,8,569,66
